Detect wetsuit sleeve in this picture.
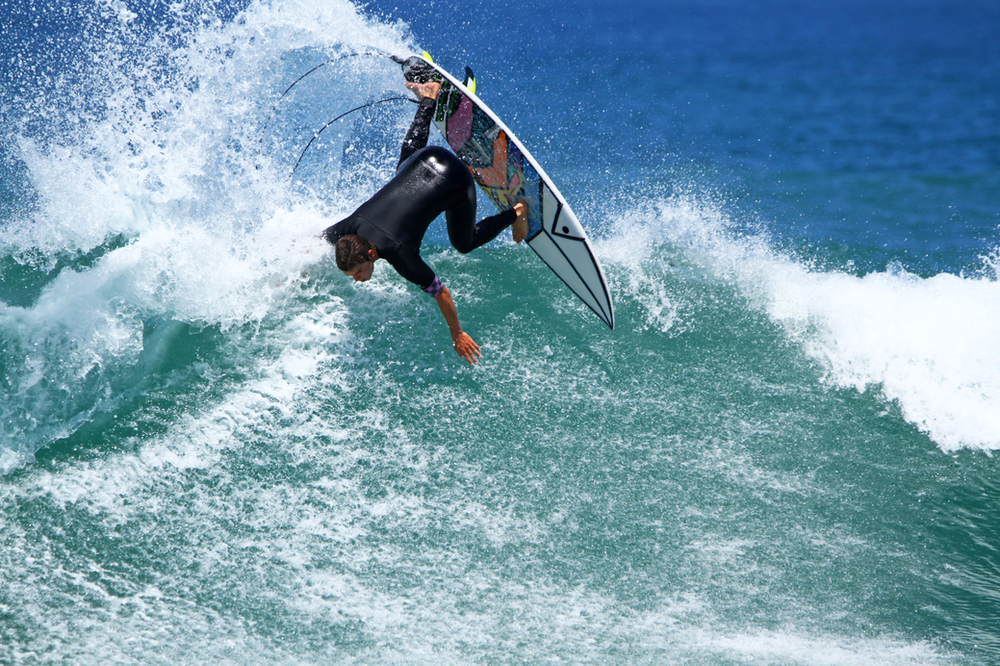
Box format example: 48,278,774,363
423,277,444,298
397,97,437,168
387,247,440,296
322,217,351,246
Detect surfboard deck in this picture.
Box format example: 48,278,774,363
400,55,615,330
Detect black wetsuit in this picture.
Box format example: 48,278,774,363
323,97,515,297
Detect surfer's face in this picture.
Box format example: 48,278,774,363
343,261,375,283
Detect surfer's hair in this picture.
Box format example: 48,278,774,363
333,234,375,271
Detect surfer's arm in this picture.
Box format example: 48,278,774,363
433,285,481,365
398,83,441,168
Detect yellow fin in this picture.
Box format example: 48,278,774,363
462,66,477,94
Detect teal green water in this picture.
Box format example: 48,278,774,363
3,0,1000,663
4,239,999,663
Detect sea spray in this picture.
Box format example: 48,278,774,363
1,0,421,464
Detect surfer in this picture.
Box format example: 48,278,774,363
323,79,528,365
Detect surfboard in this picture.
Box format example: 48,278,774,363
399,55,615,330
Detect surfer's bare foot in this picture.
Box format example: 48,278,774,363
512,202,528,244
406,81,441,100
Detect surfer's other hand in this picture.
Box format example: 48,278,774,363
406,81,441,100
512,202,528,244
453,332,481,365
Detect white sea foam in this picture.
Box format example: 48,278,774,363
604,193,1000,451
681,628,956,665
0,288,573,664
762,263,1000,452
0,0,421,463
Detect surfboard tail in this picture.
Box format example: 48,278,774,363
528,203,614,330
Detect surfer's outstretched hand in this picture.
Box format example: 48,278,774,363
512,202,529,244
433,285,481,365
406,81,441,101
453,332,481,365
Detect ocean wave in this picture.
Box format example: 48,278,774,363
601,191,1000,451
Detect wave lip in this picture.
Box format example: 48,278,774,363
0,0,420,467
770,264,1000,452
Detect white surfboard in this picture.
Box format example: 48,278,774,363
401,55,615,329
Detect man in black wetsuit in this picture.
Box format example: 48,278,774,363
322,80,528,365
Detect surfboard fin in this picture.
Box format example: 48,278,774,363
462,66,476,94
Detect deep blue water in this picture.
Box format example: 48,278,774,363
2,0,999,664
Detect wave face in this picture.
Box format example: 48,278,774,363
2,0,999,664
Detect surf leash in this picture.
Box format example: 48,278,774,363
286,50,478,175
260,49,397,135
290,95,416,175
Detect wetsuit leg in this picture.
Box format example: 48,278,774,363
445,188,517,254
435,157,518,254
396,102,517,254
398,97,437,169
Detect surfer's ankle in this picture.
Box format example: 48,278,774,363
512,202,528,244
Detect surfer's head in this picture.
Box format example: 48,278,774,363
334,235,377,282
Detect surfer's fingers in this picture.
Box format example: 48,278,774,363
510,202,529,243
512,220,528,244
461,347,480,365
454,334,481,365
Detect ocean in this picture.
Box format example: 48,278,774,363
2,0,999,663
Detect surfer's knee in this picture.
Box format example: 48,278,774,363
448,218,476,254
